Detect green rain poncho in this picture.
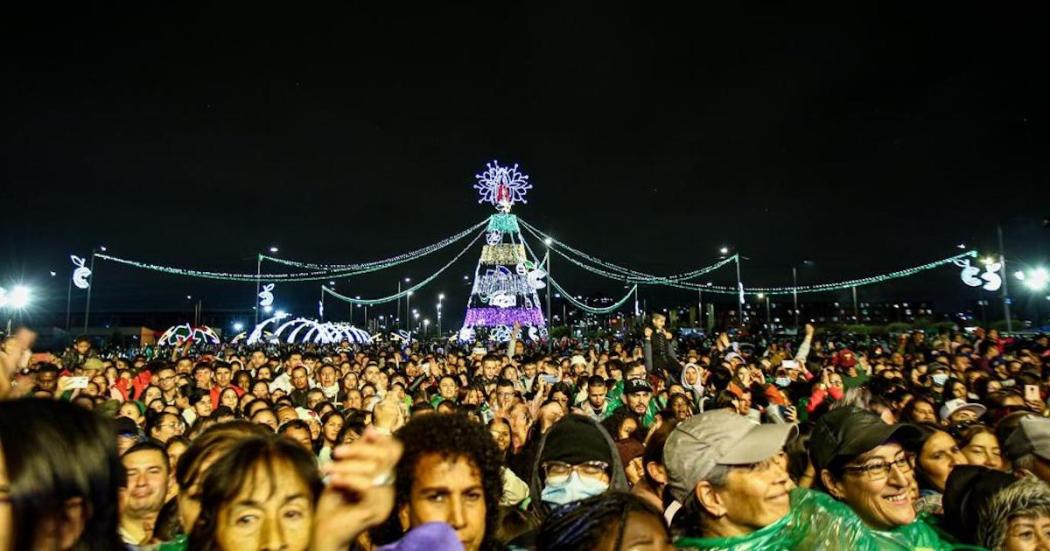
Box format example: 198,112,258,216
675,488,977,550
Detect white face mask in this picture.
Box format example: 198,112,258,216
540,472,609,506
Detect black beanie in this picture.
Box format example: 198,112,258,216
540,414,613,466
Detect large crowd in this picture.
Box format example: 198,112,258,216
2,314,1050,550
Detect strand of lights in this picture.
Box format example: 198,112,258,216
486,213,521,234
480,244,527,265
93,223,486,282
519,233,634,314
95,254,361,282
520,220,736,283
260,219,487,270
322,231,485,306
523,221,979,296
549,278,638,314
670,251,980,296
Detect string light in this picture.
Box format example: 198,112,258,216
549,278,637,314
259,220,487,271
323,231,484,306
93,224,486,282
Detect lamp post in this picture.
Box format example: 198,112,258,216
437,293,445,336
255,246,278,326
998,225,1013,332
544,238,553,353
83,245,106,333
397,277,411,331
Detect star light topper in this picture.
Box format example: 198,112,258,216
474,161,531,213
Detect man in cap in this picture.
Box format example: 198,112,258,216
665,409,796,542
1003,415,1050,483
940,398,987,425
613,375,655,428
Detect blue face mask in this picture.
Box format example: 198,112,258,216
775,377,791,388
540,472,610,506
932,373,949,386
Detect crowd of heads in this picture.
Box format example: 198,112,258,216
1,321,1050,550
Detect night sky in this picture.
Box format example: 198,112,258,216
3,5,1048,328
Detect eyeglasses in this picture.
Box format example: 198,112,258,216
843,455,913,481
542,460,609,484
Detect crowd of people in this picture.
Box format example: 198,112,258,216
2,313,1050,550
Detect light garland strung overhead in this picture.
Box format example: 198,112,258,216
520,220,736,284
323,230,485,306
91,220,487,282
549,278,638,315
260,220,487,270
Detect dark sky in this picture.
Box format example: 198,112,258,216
3,5,1048,327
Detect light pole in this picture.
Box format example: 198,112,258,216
65,266,73,330
437,293,445,335
423,318,430,336
397,277,411,330
792,266,799,332
83,245,105,333
407,290,414,331
852,286,859,321
721,246,743,326
998,225,1013,332
760,292,774,330
544,238,553,353
255,246,278,326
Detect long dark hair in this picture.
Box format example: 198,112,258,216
0,399,123,551
187,434,323,551
537,491,670,550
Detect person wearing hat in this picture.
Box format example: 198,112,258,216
941,465,1050,550
1004,415,1050,483
811,407,950,547
510,414,628,548
665,409,797,546
940,398,988,425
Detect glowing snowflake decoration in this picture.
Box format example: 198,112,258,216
474,161,531,213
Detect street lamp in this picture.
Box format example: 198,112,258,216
437,293,445,335
1,285,31,334
269,246,279,253
1016,268,1049,291
397,277,411,330
423,318,430,336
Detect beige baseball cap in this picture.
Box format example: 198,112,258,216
664,409,797,502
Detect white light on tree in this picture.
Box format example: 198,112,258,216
71,255,92,289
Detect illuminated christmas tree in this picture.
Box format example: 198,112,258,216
460,161,547,342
